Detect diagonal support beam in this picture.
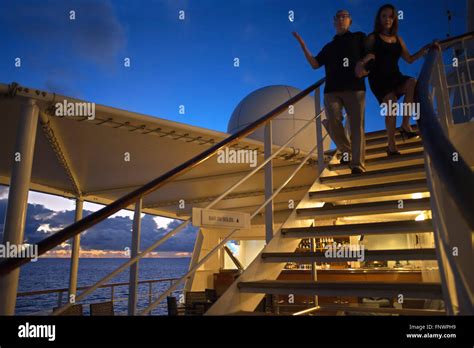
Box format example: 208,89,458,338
38,111,82,196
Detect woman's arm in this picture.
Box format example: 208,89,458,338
355,34,376,77
399,36,433,64
292,32,320,69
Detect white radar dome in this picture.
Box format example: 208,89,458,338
227,85,320,153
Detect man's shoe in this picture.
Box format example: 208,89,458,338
386,148,401,157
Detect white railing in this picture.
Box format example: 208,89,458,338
416,32,474,315
16,277,180,315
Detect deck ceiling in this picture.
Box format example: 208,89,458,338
0,83,320,220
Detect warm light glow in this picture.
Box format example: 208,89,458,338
411,192,423,199
293,306,321,316
415,212,426,221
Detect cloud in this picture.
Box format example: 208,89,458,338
1,0,127,95
3,0,126,65
0,198,198,253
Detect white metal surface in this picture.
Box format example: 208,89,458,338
68,198,83,300
128,198,142,315
0,98,39,315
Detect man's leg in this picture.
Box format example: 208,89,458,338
324,92,351,160
342,91,366,171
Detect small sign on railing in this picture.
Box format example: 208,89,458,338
192,208,251,229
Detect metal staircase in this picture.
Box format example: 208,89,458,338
206,130,446,316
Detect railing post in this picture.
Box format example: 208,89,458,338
264,121,274,244
314,87,325,174
128,198,142,315
68,198,83,302
57,291,63,307
148,282,152,307
0,98,39,315
433,51,454,135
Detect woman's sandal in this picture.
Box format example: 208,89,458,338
399,126,418,140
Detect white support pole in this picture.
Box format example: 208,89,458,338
68,198,83,302
128,199,142,315
264,121,273,244
0,98,39,315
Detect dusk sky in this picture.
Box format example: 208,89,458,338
0,0,468,254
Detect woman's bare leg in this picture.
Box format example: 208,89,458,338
398,78,417,131
383,92,399,152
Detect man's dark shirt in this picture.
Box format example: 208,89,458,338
315,31,367,93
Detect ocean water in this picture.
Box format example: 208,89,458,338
16,258,190,316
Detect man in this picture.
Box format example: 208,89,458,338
293,9,373,174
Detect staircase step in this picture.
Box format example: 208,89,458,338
296,197,431,219
238,280,443,299
309,179,428,202
326,140,422,161
281,220,433,238
366,140,423,157
365,126,419,142
328,151,424,173
311,304,445,316
319,164,426,188
261,248,437,263
366,134,421,148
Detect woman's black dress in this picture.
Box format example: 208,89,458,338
368,33,412,104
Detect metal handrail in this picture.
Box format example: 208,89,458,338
51,94,326,315
438,31,474,49
17,277,179,297
0,78,326,276
416,34,474,230
16,277,179,315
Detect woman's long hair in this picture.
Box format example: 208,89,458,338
374,3,398,35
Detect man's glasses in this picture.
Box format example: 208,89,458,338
334,14,351,20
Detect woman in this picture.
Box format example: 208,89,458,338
363,4,438,156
